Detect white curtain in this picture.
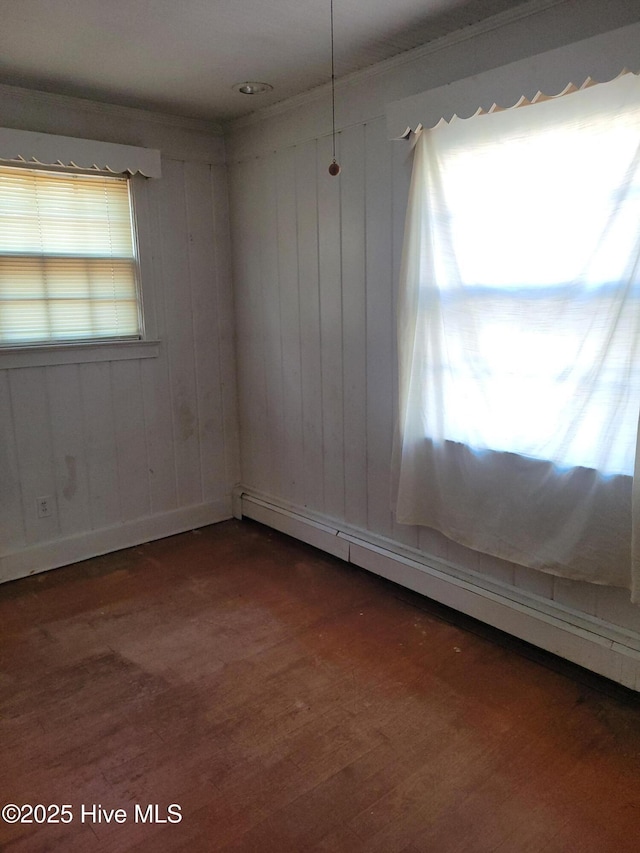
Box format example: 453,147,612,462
394,73,640,599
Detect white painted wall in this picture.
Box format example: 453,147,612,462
226,1,640,640
0,87,239,582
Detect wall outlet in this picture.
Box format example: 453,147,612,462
36,496,53,518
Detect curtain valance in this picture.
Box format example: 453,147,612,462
0,127,161,177
386,21,640,139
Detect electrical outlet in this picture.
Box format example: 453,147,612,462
36,496,53,518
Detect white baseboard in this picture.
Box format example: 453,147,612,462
235,487,640,692
0,499,231,584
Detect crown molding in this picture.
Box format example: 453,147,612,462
0,81,224,136
224,0,567,134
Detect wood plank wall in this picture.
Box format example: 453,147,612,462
229,115,640,638
0,97,239,580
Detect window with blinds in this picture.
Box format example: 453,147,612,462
0,164,142,346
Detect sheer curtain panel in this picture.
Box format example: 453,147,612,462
393,73,640,600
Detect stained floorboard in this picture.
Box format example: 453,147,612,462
1,519,640,852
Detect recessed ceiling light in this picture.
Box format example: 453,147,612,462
232,82,274,95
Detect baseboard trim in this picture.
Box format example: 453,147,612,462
0,499,231,584
235,487,640,691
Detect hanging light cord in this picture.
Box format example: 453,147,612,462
331,0,336,161
328,0,340,175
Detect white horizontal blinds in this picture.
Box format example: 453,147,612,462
0,165,141,345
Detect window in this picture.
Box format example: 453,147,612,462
0,164,142,347
415,102,640,477
394,72,640,596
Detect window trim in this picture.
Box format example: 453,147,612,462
0,338,160,369
0,137,161,366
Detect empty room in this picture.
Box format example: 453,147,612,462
2,0,640,850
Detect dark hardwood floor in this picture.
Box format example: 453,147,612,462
1,519,640,852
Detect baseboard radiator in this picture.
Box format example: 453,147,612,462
234,487,640,692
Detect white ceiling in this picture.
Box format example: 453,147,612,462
0,0,536,123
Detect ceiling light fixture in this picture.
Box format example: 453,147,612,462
328,0,340,176
233,81,273,95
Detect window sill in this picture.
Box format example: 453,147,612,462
0,339,160,369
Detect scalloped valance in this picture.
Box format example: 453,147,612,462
386,20,640,139
0,127,161,177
